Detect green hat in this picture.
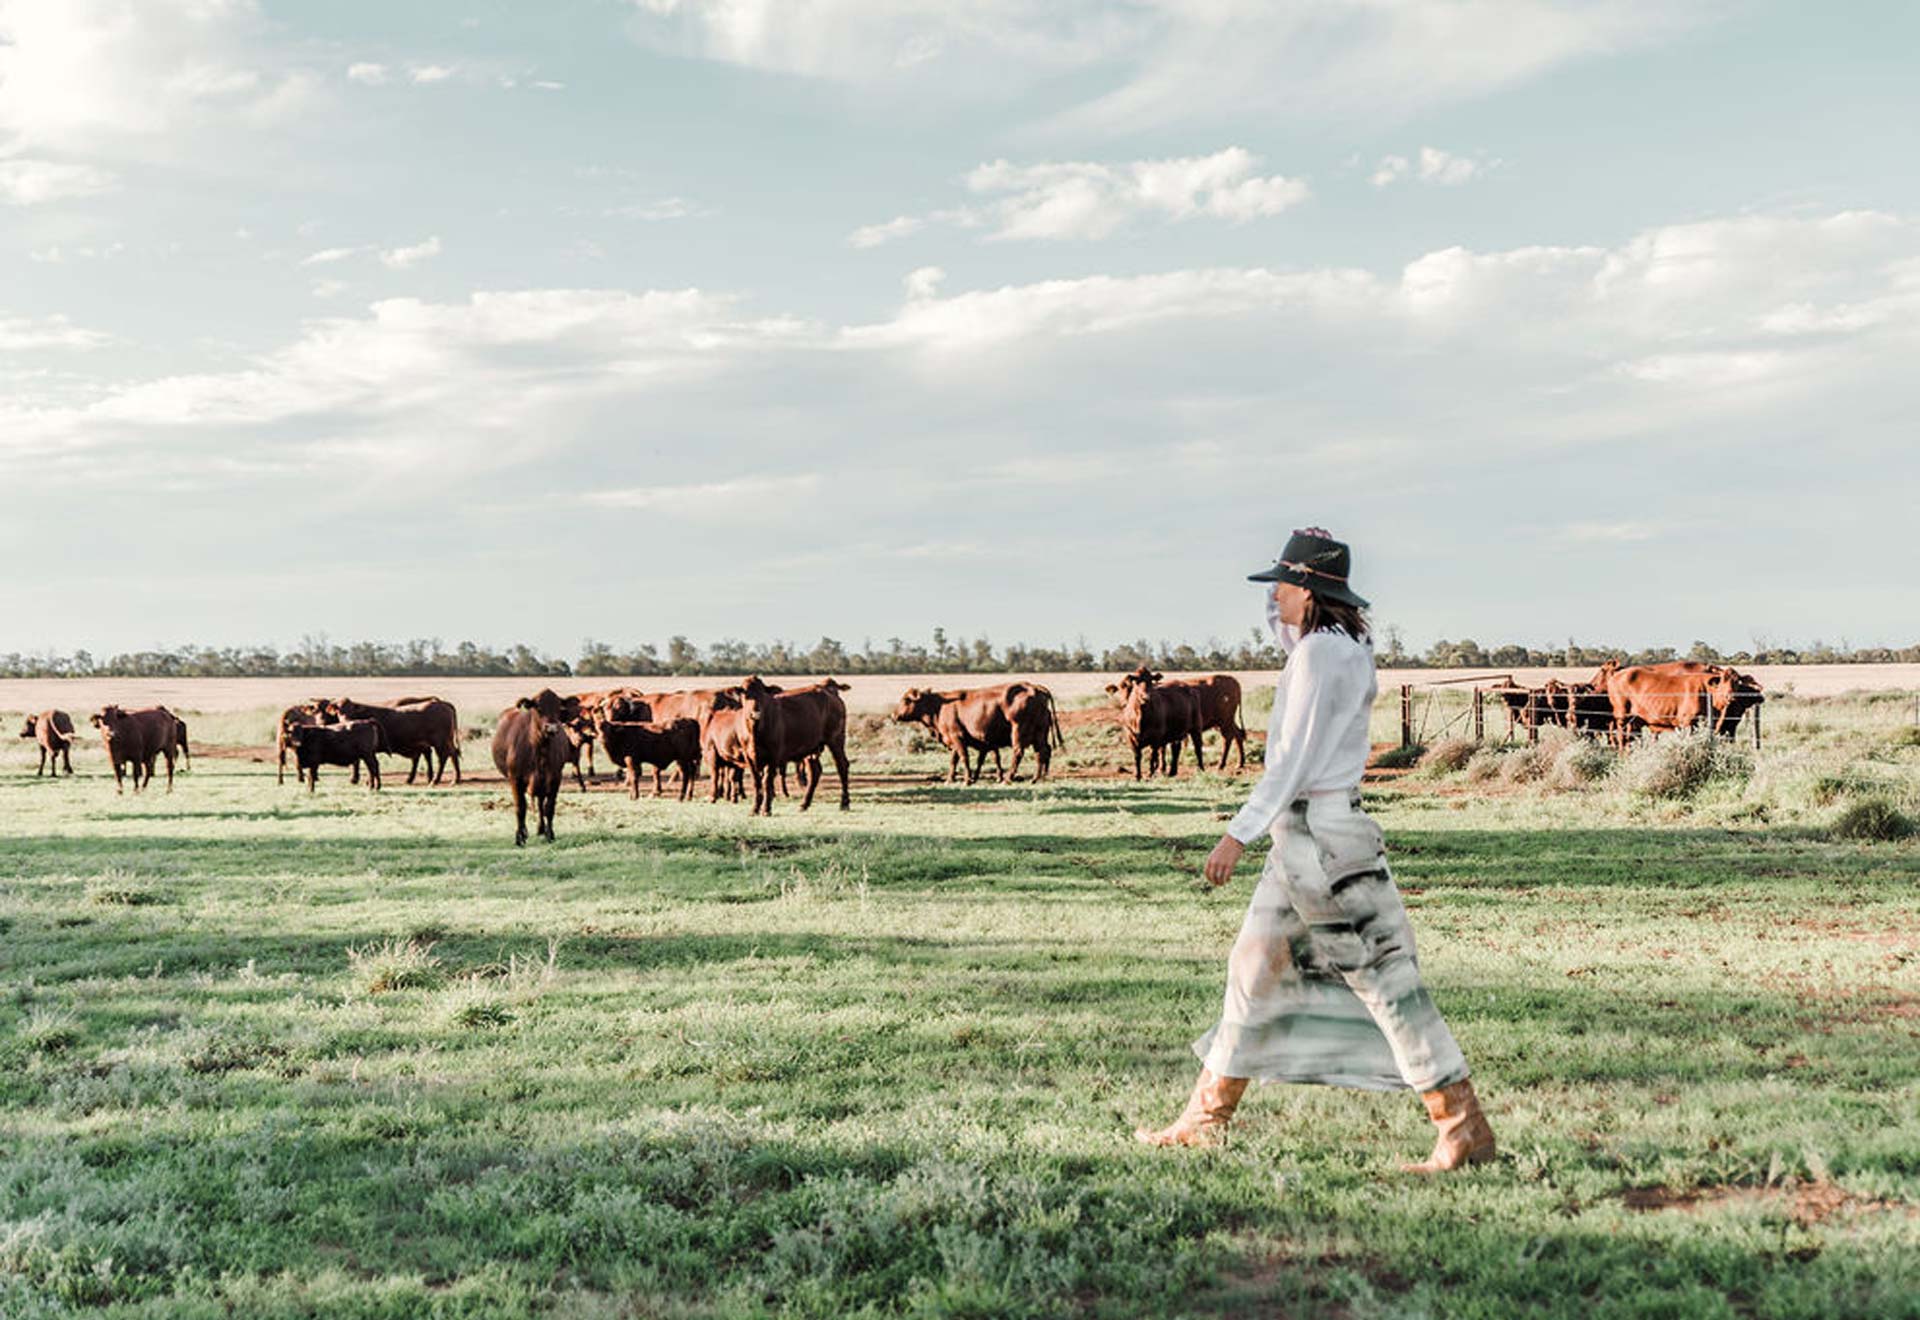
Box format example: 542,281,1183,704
1247,527,1370,609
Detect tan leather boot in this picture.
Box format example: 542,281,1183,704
1402,1078,1496,1172
1134,1068,1250,1147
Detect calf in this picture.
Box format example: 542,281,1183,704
596,717,702,801
90,705,180,793
491,689,577,845
702,705,752,804
288,719,386,792
18,710,76,776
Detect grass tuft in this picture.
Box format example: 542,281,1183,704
1829,796,1916,842
1419,737,1476,775
1370,743,1425,770
1549,737,1615,789
345,938,443,995
86,867,164,906
18,1005,79,1054
1618,732,1751,799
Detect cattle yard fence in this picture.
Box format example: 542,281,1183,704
1395,676,1773,751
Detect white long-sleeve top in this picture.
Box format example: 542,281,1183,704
1226,606,1378,845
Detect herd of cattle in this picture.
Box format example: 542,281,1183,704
11,660,1764,844
1487,659,1765,746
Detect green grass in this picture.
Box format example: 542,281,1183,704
1,697,1917,1317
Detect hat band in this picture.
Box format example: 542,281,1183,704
1279,559,1349,584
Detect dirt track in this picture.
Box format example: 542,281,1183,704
2,664,1913,716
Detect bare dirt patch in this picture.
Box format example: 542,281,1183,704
1621,1179,1913,1227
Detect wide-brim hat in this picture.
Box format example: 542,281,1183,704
1247,528,1370,609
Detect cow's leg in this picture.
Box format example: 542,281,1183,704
540,775,558,840
628,758,642,801
678,757,697,800
511,777,529,846
1191,729,1205,774
1007,730,1027,783
307,761,318,794
35,746,45,777
351,758,360,785
372,754,384,790
652,765,664,797
826,738,850,811
1167,740,1180,777
277,742,287,786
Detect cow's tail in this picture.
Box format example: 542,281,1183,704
1047,690,1065,748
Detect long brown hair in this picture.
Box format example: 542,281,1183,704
1300,591,1370,643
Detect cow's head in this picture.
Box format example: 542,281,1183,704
17,715,36,738
517,688,580,723
92,705,125,731
892,688,942,723
740,676,779,739
1585,659,1621,691
826,678,851,692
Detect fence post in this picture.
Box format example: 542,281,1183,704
1753,703,1761,752
1473,688,1484,743
1400,685,1412,748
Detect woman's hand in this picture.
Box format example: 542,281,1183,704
1203,834,1245,887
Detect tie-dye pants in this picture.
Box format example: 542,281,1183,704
1193,792,1470,1092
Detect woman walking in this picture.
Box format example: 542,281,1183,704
1135,528,1494,1173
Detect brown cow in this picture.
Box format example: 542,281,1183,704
90,705,179,793
1119,668,1243,770
491,689,577,845
736,676,851,814
1598,661,1753,749
1106,671,1205,779
891,682,1064,784
288,720,386,792
276,701,328,785
325,696,462,784
596,717,702,801
18,710,76,776
702,704,752,804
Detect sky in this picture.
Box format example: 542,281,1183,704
2,0,1917,660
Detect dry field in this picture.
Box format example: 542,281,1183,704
1,662,1915,718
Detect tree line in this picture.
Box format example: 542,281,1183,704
1,631,1915,680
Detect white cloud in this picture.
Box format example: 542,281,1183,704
379,235,442,269
346,61,390,85
852,146,1307,246
0,0,315,156
849,214,924,248
310,279,347,299
1371,146,1491,187
627,1,1717,131
603,196,702,221
300,245,362,266
0,156,114,204
0,311,110,351
530,79,565,91
583,473,822,512
407,63,456,84
1417,145,1484,185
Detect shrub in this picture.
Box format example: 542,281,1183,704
1618,732,1752,800
1464,749,1505,784
86,868,163,906
1371,742,1425,770
1421,738,1477,776
1550,738,1615,789
1500,742,1556,784
1887,726,1920,750
1830,798,1915,842
346,938,443,995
